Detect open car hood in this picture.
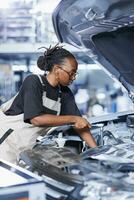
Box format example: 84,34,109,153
52,0,134,99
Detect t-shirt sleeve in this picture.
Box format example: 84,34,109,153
60,87,81,116
22,75,44,123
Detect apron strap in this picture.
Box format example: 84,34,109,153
0,128,14,145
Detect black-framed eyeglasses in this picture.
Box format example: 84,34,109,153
59,66,78,78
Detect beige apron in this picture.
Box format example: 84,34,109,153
0,110,46,164
0,76,48,164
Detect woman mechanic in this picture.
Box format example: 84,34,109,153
1,44,97,163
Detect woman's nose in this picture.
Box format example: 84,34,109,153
71,75,76,80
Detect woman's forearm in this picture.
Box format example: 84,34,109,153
75,128,97,148
30,114,76,127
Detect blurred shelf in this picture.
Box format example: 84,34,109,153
0,43,80,54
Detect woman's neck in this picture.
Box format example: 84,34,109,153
45,73,59,87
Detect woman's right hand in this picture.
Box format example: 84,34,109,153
74,116,91,130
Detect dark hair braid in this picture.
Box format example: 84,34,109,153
37,43,76,72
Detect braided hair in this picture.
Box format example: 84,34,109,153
37,43,76,73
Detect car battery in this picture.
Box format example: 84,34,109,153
0,159,45,200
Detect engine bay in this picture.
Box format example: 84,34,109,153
18,112,134,199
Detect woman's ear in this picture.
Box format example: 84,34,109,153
53,65,60,82
53,65,60,74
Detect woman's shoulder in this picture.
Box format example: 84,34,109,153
24,74,39,81
22,74,42,88
23,74,42,84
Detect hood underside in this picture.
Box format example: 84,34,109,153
52,0,134,94
93,27,134,86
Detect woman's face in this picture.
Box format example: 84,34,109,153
58,57,78,86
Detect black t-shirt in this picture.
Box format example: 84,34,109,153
5,74,81,123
